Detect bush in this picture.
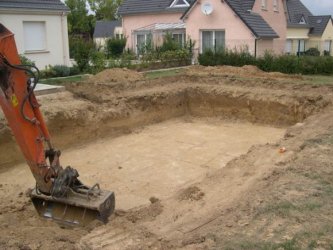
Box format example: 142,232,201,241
106,37,127,58
70,36,94,72
39,65,56,79
52,65,71,77
19,55,35,66
199,49,333,75
159,33,181,52
160,49,191,66
199,48,255,67
305,47,320,56
69,65,80,76
89,50,106,74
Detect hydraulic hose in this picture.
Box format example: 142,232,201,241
0,54,40,124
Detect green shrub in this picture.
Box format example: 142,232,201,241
89,50,106,74
70,36,94,72
305,47,320,56
39,65,56,79
159,33,181,52
198,50,215,66
106,37,127,58
52,65,71,77
19,55,35,66
198,48,255,67
199,49,333,75
69,65,80,76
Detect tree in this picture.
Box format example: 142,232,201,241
88,0,123,20
65,0,91,35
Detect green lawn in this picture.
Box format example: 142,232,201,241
39,75,87,85
302,75,333,85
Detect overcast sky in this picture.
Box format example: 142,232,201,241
301,0,333,16
60,0,332,17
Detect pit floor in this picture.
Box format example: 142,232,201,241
1,118,285,210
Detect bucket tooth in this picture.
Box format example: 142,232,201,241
30,188,115,227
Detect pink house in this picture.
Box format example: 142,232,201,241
118,0,288,57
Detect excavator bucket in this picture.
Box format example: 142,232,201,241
30,187,115,227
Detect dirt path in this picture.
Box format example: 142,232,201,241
0,66,333,249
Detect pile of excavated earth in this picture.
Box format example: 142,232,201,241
0,65,333,249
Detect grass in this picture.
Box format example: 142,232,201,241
256,200,323,218
39,75,87,85
144,68,184,79
302,75,333,85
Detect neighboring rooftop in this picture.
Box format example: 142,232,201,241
0,0,69,12
286,0,332,36
118,0,195,16
308,15,332,36
93,20,122,38
286,0,312,25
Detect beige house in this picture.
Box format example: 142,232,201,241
93,20,123,50
285,0,333,56
0,0,71,69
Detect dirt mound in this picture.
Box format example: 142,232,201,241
178,186,205,201
186,65,303,80
89,68,143,84
116,201,164,223
186,65,263,77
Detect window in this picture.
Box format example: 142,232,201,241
299,16,306,24
172,33,185,47
170,0,189,8
136,33,152,54
261,0,267,10
297,39,306,55
23,21,46,52
273,0,279,11
285,39,292,54
324,40,332,53
201,30,225,52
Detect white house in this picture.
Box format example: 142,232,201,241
0,0,70,69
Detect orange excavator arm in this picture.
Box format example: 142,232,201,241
0,23,115,226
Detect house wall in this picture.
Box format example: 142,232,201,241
257,39,274,55
252,0,287,54
286,28,309,39
0,12,70,69
184,0,255,57
122,13,182,50
94,38,107,50
320,19,333,56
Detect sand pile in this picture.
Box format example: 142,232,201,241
186,65,303,80
89,68,143,84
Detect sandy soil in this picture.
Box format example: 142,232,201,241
0,66,333,249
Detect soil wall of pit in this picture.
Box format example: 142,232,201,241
0,81,329,169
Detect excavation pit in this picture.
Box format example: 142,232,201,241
0,66,332,249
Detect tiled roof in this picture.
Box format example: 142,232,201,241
0,0,69,11
224,0,278,38
118,0,195,16
308,16,332,36
286,0,312,25
93,20,122,38
182,0,277,38
286,0,332,36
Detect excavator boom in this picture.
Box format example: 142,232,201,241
0,23,115,226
